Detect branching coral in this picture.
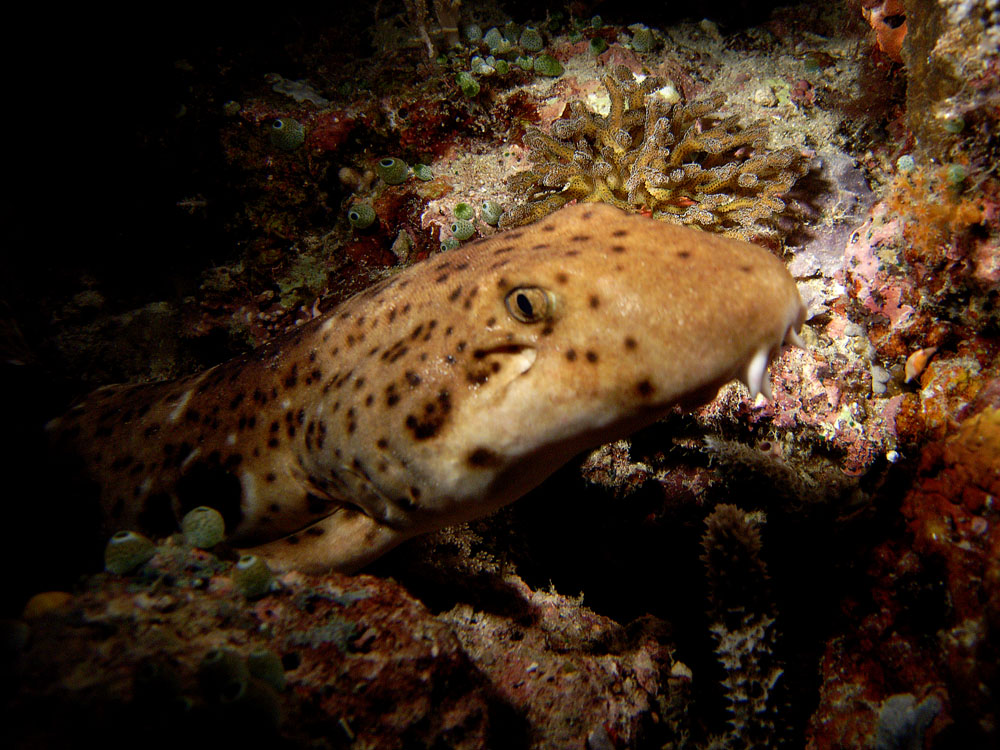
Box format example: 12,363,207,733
500,66,806,240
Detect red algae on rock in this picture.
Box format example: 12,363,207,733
5,542,504,747
808,405,1000,749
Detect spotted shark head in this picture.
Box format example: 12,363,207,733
300,203,804,543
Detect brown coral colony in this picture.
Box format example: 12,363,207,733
501,66,807,240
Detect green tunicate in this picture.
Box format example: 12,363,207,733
481,200,504,226
896,154,916,173
456,70,480,98
470,56,495,76
631,27,656,53
181,506,225,549
233,554,273,598
494,59,510,75
483,27,505,52
104,530,155,575
568,30,583,43
533,54,564,77
450,219,475,241
946,163,967,186
516,56,534,71
440,238,461,252
519,27,544,52
376,156,409,185
348,203,376,229
453,202,474,220
463,24,483,43
589,37,608,55
247,648,286,692
591,15,603,29
198,649,249,695
269,118,306,151
942,115,965,134
413,163,433,181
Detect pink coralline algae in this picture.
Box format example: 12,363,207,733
808,403,1000,749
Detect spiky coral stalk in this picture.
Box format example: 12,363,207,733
701,504,785,749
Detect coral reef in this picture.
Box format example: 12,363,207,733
5,535,682,749
7,2,1000,747
902,0,1000,165
500,66,807,240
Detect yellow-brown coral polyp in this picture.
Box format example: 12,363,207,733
500,65,807,240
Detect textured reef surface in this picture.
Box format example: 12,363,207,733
3,1,1000,748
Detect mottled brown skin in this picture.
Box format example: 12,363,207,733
48,204,805,573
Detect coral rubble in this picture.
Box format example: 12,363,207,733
500,65,807,240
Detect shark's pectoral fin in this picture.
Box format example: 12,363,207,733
241,506,404,575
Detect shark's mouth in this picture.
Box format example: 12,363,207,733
466,343,538,384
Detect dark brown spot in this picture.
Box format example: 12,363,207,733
485,316,496,327
676,250,691,259
542,224,556,232
531,243,549,250
541,325,554,336
266,473,277,482
405,370,421,387
228,392,245,410
624,336,637,350
448,286,463,302
585,350,598,363
612,229,627,237
435,273,449,284
555,272,569,284
467,448,502,468
571,234,590,242
611,245,626,253
740,265,753,273
385,384,400,407
566,349,577,361
636,380,655,397
404,390,452,440
589,295,600,308
376,438,389,449
494,245,515,255
306,527,324,537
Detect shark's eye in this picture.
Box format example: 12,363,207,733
505,287,552,324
